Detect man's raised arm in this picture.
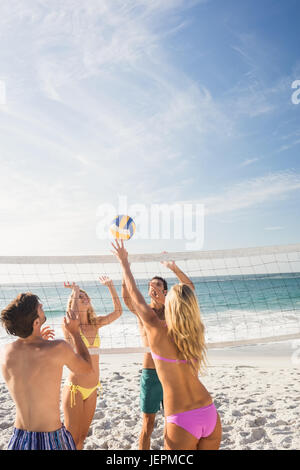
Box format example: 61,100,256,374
161,259,195,291
122,276,138,315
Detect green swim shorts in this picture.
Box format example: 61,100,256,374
140,368,163,414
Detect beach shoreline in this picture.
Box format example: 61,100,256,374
0,340,299,450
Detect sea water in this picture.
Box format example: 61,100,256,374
0,273,299,348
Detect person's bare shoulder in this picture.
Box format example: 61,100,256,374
40,339,75,368
45,339,70,353
0,341,21,361
45,339,65,347
0,342,23,373
31,339,70,362
147,305,165,323
0,343,11,365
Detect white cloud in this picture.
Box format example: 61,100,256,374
0,0,298,255
277,139,300,153
229,33,295,119
240,157,259,167
206,171,300,215
0,0,231,169
0,0,206,102
179,171,300,216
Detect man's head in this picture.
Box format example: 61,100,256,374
148,276,168,305
1,293,46,339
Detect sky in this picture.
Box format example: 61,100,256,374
0,0,300,256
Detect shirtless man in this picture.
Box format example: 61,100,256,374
0,292,93,450
122,260,194,450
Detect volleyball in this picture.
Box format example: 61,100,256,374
109,215,136,240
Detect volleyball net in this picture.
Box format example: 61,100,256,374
0,243,300,352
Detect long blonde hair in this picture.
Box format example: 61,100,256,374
165,284,207,375
67,289,97,325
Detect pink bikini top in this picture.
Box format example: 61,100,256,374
151,322,192,364
151,351,189,364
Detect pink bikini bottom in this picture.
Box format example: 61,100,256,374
166,402,218,439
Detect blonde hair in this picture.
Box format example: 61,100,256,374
67,289,97,325
165,284,207,375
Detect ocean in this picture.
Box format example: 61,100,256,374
0,273,300,348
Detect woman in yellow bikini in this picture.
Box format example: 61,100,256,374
62,277,122,450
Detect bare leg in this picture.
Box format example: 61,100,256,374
139,413,156,450
62,384,84,449
164,422,198,450
77,390,98,450
163,417,167,442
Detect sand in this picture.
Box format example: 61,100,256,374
0,340,300,450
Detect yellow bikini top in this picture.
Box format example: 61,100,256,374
79,328,100,349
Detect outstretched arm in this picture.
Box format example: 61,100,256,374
62,307,93,375
111,240,157,326
63,282,80,345
64,281,81,314
122,263,139,315
96,276,123,327
161,258,195,291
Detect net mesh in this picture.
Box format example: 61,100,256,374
0,243,300,352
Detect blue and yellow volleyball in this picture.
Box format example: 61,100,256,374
110,215,136,240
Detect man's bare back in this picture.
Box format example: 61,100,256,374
1,292,93,447
2,338,73,432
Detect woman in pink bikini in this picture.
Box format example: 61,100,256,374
112,240,222,450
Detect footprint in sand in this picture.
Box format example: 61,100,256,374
232,410,242,417
250,428,267,442
124,420,137,428
0,421,12,430
249,417,267,427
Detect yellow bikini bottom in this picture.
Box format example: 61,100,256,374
69,381,102,408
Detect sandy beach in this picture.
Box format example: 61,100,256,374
0,340,299,450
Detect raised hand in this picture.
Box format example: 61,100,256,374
149,281,166,305
161,260,176,270
111,239,128,264
99,275,113,287
64,281,80,292
63,308,80,336
161,253,195,291
41,326,55,340
64,282,80,301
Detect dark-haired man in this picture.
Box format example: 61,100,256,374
122,259,194,450
0,291,93,450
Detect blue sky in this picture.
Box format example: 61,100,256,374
0,0,300,255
